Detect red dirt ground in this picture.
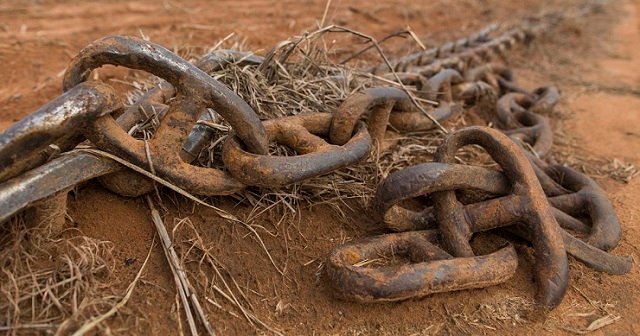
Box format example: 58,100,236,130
1,0,639,335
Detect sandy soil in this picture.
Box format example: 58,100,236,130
0,0,639,335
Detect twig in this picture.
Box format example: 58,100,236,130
406,27,427,50
146,196,216,336
319,0,331,27
339,30,410,64
0,324,56,332
210,32,236,51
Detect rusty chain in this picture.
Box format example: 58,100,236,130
325,70,630,307
351,127,569,307
0,1,628,311
0,44,266,222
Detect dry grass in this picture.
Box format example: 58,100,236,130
170,215,284,335
0,214,117,335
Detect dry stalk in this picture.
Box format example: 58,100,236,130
146,196,215,336
171,217,283,335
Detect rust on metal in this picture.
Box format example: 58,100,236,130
384,69,463,102
0,152,121,224
375,126,569,307
464,63,516,93
0,81,122,183
329,87,414,146
431,127,567,308
325,230,518,302
99,49,257,197
62,36,268,195
0,12,629,312
387,102,460,133
375,163,511,235
98,168,156,198
385,68,497,105
368,24,499,74
25,188,71,231
223,113,371,187
195,49,263,73
375,159,631,276
532,161,622,251
495,87,559,157
403,29,528,78
0,46,265,219
329,86,458,148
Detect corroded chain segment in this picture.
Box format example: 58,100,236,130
222,113,371,187
63,36,268,195
403,28,528,78
0,48,266,222
328,86,456,146
0,81,122,183
0,44,268,223
387,64,518,106
496,86,559,157
0,4,629,312
222,83,462,188
325,230,517,302
431,127,567,307
387,68,462,101
525,152,622,251
329,87,413,146
368,24,500,75
0,152,120,223
99,50,263,197
374,153,631,278
373,126,569,307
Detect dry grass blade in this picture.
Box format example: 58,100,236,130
69,236,155,336
73,148,238,222
146,196,215,336
172,217,284,335
259,24,444,131
559,315,621,334
339,30,412,64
